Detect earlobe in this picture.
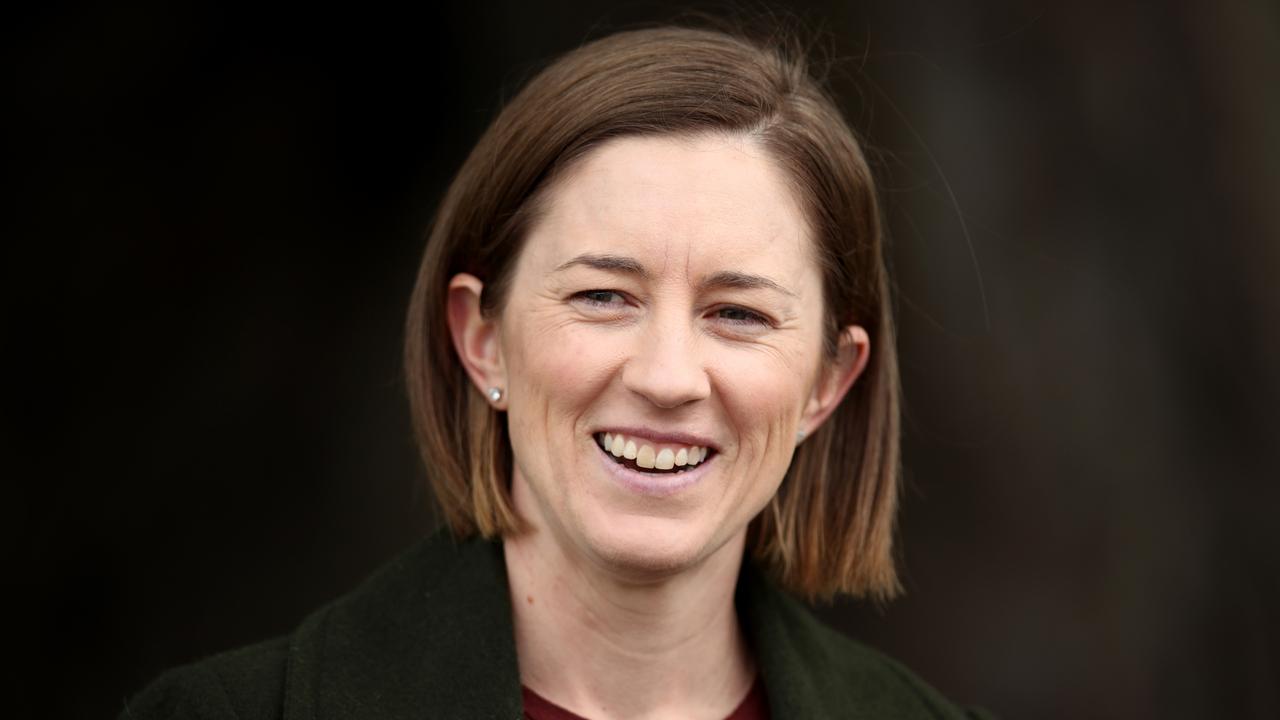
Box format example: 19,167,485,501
799,326,871,439
446,273,506,406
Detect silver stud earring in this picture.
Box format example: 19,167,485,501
487,387,503,403
796,429,806,442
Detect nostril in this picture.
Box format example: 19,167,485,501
620,367,712,409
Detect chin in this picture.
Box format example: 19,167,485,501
510,459,750,580
575,510,731,580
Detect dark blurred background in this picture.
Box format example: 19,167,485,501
9,1,1278,718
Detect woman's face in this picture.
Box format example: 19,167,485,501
481,133,861,577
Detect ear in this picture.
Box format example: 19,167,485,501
446,273,507,409
798,326,870,440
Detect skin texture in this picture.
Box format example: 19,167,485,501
447,133,869,719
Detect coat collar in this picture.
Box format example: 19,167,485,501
281,530,910,720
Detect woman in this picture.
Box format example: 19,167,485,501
123,24,993,720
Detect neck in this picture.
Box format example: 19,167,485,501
503,494,755,719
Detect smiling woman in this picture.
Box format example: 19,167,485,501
121,22,994,720
456,133,848,586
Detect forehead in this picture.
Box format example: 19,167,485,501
523,133,816,284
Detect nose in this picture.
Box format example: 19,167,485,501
621,312,711,409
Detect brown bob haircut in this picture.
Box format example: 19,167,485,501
405,24,901,601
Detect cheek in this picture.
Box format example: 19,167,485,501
714,347,813,464
504,315,622,432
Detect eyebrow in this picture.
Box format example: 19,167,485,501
700,270,797,298
555,253,649,277
554,253,796,298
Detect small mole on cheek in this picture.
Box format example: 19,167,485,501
526,595,534,605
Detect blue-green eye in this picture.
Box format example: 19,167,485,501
716,306,769,326
574,290,626,307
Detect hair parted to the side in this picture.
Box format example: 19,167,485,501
404,21,902,601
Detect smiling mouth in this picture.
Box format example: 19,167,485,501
593,432,715,475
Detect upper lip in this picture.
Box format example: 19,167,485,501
594,426,720,451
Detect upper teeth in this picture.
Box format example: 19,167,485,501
601,433,709,470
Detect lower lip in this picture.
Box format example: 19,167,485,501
594,441,713,497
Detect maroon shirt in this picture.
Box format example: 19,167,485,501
523,676,769,720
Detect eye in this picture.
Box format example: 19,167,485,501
572,289,628,308
714,305,771,327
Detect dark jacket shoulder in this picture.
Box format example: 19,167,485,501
120,637,288,720
119,533,521,720
738,565,994,719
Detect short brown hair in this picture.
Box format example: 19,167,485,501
404,24,901,601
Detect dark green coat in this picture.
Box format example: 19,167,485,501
121,531,993,719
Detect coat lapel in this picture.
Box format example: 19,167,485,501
738,560,972,720
284,532,523,719
737,560,849,718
